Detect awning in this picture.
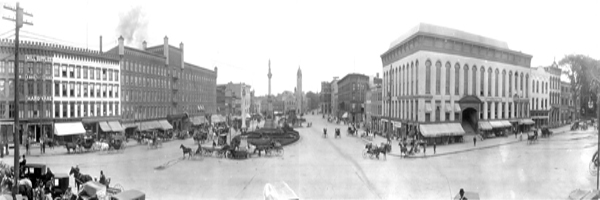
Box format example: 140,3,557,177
490,121,511,128
121,123,138,129
98,121,111,132
211,115,225,123
342,112,348,118
445,103,452,112
519,119,535,125
245,113,251,118
478,121,493,130
139,121,161,131
107,121,124,132
190,116,207,125
55,122,86,136
425,104,432,112
158,120,173,130
419,123,465,137
167,113,189,120
392,121,402,128
454,104,461,112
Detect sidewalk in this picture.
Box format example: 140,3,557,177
359,124,572,159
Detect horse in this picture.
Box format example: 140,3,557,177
65,142,78,153
93,142,110,151
69,166,93,191
376,143,392,160
180,144,193,159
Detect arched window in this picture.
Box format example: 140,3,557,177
495,69,499,97
455,63,460,95
520,72,524,92
508,71,512,96
488,68,492,96
472,66,477,95
425,60,431,94
445,62,451,95
436,61,441,95
480,67,485,96
464,65,469,95
525,74,529,98
415,60,419,94
410,62,414,95
502,70,506,97
514,73,519,96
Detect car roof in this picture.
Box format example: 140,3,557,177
54,173,69,178
24,163,46,168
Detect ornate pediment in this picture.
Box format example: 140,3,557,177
458,95,483,104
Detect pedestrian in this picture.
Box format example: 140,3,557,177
514,128,517,138
473,136,477,146
433,142,436,154
423,143,426,155
40,138,45,154
25,138,30,155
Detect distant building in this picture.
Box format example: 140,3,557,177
331,78,339,118
560,81,576,124
365,82,382,132
320,81,331,114
215,82,251,118
337,73,370,123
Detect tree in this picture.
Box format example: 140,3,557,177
559,55,600,119
305,91,320,111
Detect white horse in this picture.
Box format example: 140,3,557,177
93,142,109,151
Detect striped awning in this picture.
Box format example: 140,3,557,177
54,122,86,136
139,121,161,131
158,120,173,130
419,123,465,137
519,119,535,125
478,121,493,130
489,121,511,128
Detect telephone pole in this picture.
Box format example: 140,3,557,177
2,2,33,199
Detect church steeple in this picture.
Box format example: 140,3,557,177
297,66,302,77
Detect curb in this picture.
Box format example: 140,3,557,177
358,126,571,159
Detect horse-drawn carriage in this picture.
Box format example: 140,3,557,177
540,127,553,138
252,141,284,157
334,128,341,138
195,144,231,158
527,130,539,144
363,143,391,160
193,130,208,144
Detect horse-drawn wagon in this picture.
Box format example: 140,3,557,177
197,144,231,158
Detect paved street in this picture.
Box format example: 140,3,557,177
0,115,597,199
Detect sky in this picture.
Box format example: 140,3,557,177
0,0,598,96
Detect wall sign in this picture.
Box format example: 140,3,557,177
24,55,53,62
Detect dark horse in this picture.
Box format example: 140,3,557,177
69,167,92,191
180,144,193,159
365,143,392,160
65,142,78,154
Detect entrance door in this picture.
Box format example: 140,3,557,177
461,108,478,134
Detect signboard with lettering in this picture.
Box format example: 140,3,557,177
26,96,52,101
25,55,53,62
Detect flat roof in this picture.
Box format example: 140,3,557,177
389,23,509,50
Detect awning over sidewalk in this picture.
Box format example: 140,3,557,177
392,121,402,128
98,121,111,132
55,122,86,136
139,121,161,131
341,112,348,118
211,115,225,123
478,121,493,130
108,121,124,132
190,116,207,125
519,119,535,125
158,120,173,130
490,121,511,128
419,123,465,137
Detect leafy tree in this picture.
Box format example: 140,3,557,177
559,55,600,119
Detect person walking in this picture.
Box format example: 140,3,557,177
433,142,437,154
473,136,477,146
25,137,30,155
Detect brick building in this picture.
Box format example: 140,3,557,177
320,81,331,114
337,73,370,123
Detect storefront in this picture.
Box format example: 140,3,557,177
478,121,493,138
54,122,87,143
419,123,466,145
167,113,189,131
518,119,535,132
489,120,512,136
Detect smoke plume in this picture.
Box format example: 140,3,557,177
116,6,149,49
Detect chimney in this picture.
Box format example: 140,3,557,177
180,42,184,69
99,36,103,53
142,41,147,50
214,66,218,77
164,36,169,66
118,36,124,56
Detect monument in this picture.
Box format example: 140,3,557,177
264,59,276,129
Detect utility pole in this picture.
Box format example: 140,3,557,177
388,66,393,140
3,2,32,199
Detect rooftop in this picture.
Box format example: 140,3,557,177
389,23,509,51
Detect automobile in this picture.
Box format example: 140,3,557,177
50,173,71,199
22,163,49,188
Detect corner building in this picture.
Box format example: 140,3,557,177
380,23,534,145
106,36,217,132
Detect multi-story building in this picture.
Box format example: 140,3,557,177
216,85,228,116
561,81,576,124
338,73,370,123
320,81,331,114
530,67,550,127
296,67,303,114
106,36,217,132
0,38,121,149
380,23,534,144
545,62,562,127
365,83,382,132
331,78,339,118
215,82,251,119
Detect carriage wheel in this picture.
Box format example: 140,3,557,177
276,149,284,156
591,161,598,176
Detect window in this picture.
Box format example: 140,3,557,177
425,60,431,94
90,103,95,116
463,65,469,95
76,83,81,97
69,82,74,97
114,85,119,97
455,63,459,95
108,85,113,97
54,82,60,96
83,103,88,117
502,71,506,97
0,80,4,97
115,70,119,81
17,81,23,96
102,69,107,80
508,72,513,96
481,67,486,96
83,67,88,79
97,84,101,97
62,102,67,118
108,69,113,81
520,73,524,93
525,75,529,98
83,83,88,97
70,103,75,117
425,113,431,122
435,101,441,121
37,81,43,96
89,67,95,79
96,68,101,80
445,62,450,95
90,84,95,97
494,69,499,97
76,66,81,78
473,66,477,95
54,103,59,117
436,61,441,94
77,103,81,117
0,102,5,118
27,81,33,96
69,65,75,78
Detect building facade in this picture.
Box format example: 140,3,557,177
106,36,217,132
0,38,122,148
337,73,369,123
320,81,331,114
331,78,339,118
380,23,533,144
530,67,550,127
546,62,562,127
560,81,576,124
365,83,382,132
296,67,303,114
215,82,251,118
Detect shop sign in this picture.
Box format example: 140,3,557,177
25,55,53,62
26,96,52,101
